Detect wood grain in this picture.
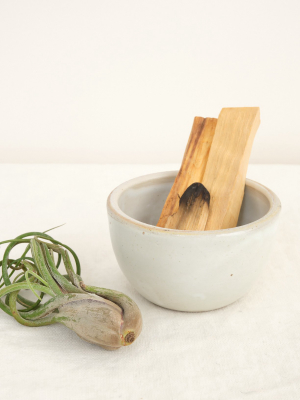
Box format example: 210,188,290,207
201,107,260,230
165,182,210,230
157,117,217,228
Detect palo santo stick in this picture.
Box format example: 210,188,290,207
200,107,260,231
157,117,217,228
168,182,210,230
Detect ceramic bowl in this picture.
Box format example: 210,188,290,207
107,171,281,312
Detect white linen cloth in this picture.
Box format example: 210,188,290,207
0,164,299,400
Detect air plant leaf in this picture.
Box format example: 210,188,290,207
24,271,41,300
24,267,50,301
0,230,142,350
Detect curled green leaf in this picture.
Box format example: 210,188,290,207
0,229,142,350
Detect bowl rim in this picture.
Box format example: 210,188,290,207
107,171,281,236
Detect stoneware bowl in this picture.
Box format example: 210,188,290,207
107,171,281,312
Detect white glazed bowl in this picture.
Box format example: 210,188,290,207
107,171,281,312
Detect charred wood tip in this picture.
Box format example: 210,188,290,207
179,182,210,209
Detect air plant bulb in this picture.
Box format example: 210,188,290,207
0,230,142,350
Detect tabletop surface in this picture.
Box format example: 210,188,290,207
0,164,299,400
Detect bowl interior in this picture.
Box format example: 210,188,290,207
118,174,271,228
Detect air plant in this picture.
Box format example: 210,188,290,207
0,229,142,350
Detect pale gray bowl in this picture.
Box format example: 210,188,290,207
107,171,281,311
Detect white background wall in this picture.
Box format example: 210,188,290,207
0,0,299,164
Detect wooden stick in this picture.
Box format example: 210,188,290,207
166,182,210,230
157,117,217,228
201,107,260,230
